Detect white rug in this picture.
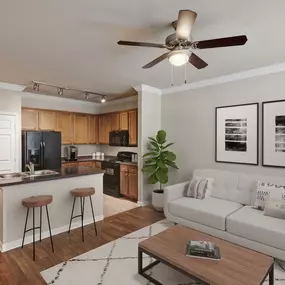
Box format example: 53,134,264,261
41,220,285,285
103,194,139,218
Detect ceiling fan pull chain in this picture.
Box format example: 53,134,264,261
184,64,187,84
171,65,174,87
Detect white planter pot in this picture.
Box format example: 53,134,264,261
152,190,164,212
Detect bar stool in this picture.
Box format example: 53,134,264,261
21,195,54,261
68,187,98,242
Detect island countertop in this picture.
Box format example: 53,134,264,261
0,166,105,187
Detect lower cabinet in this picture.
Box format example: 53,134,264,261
78,161,93,167
120,164,138,200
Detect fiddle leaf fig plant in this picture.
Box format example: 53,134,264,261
142,130,178,190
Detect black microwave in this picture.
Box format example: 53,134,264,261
109,130,129,146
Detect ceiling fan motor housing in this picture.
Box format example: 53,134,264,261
165,33,192,50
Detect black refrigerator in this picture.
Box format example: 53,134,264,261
22,131,61,171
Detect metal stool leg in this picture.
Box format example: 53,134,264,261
80,197,85,242
39,206,42,242
32,207,35,261
89,196,98,236
68,197,76,234
46,206,54,253
21,207,30,248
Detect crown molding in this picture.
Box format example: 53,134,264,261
133,84,162,95
103,95,138,106
162,62,285,95
0,82,26,92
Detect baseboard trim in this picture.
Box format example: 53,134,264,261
1,214,104,252
137,201,150,207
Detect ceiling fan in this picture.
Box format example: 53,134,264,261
117,10,247,69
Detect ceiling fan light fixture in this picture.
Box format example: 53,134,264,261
100,95,106,103
168,50,189,66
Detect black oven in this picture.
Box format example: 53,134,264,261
109,130,129,146
102,161,121,198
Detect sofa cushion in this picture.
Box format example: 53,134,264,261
227,206,285,251
168,197,243,231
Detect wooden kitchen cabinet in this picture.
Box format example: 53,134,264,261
128,110,137,145
88,115,99,144
93,161,102,169
99,115,111,144
120,164,138,200
120,112,129,130
62,162,78,168
74,114,88,144
38,110,57,131
57,112,74,144
22,108,38,130
111,113,120,131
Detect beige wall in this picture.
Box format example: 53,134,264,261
162,71,285,185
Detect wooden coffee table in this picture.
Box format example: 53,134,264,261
138,225,274,285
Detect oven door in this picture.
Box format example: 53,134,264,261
102,162,121,197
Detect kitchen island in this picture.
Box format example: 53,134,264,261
0,166,104,252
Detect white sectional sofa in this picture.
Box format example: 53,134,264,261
164,169,285,260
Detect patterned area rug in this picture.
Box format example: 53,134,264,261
41,220,285,285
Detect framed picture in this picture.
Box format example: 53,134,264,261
215,103,259,165
263,100,285,168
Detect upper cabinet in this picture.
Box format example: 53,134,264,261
38,110,57,131
88,115,99,144
120,112,129,130
128,110,137,146
21,107,138,146
74,114,88,144
57,112,73,144
111,113,120,131
22,108,38,130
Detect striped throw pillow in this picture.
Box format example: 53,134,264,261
185,178,208,199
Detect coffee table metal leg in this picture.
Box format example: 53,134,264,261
138,248,142,274
269,264,274,285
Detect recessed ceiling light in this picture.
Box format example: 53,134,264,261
101,95,106,103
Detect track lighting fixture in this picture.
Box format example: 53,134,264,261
32,80,107,103
33,82,39,92
101,95,106,103
58,88,64,95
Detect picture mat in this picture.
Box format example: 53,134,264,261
264,101,285,166
216,104,258,164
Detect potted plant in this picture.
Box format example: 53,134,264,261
142,130,178,211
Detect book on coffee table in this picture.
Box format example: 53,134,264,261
185,240,221,260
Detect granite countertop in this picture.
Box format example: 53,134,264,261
0,166,105,187
62,156,138,166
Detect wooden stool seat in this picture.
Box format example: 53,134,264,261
70,187,95,197
22,195,53,208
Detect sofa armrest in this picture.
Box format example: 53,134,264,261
164,181,189,206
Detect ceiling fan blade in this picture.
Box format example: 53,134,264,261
192,35,247,49
117,40,165,48
176,10,197,40
189,53,208,69
142,52,170,69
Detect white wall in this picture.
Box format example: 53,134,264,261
161,71,285,185
137,85,162,205
21,92,101,113
0,89,22,171
98,96,138,114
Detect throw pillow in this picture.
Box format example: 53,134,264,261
264,202,285,220
185,178,208,199
253,181,285,210
195,176,214,198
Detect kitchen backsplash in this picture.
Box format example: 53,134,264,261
61,144,138,157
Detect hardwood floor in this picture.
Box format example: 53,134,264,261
0,206,164,285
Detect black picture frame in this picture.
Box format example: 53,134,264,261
262,99,285,168
215,103,259,165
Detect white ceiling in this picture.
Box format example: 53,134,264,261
1,0,285,101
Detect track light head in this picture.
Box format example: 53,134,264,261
85,92,90,100
33,82,39,92
100,95,106,103
58,88,64,95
